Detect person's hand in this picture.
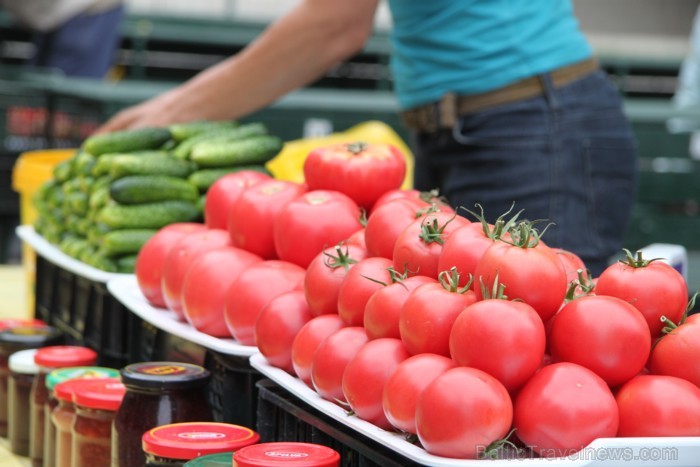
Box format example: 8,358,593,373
94,87,202,134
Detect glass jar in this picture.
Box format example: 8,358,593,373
232,443,341,467
7,348,40,457
72,378,125,467
51,379,85,467
112,362,214,467
142,422,260,466
44,366,120,467
183,452,234,466
30,346,98,467
0,324,62,437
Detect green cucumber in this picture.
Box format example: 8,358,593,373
96,200,201,230
116,254,138,274
187,165,271,192
190,135,283,168
169,120,239,142
172,122,268,160
109,175,199,204
99,229,157,256
83,127,172,156
109,154,197,179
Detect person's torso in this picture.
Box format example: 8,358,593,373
387,0,592,109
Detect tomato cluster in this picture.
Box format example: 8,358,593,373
134,142,700,461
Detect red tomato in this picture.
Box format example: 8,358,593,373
255,290,314,373
554,247,588,285
595,252,688,338
550,295,651,387
364,199,431,260
514,362,619,457
291,315,345,386
449,298,546,392
392,211,469,279
135,222,206,308
474,237,567,323
649,318,700,387
364,274,437,340
181,246,262,337
310,326,368,404
204,170,271,230
303,142,406,210
399,273,478,356
337,257,394,326
304,243,367,316
344,228,367,251
224,260,306,345
371,188,454,214
274,190,363,268
382,353,456,434
228,179,307,259
161,228,231,319
437,222,499,288
341,338,411,429
416,367,513,459
616,374,700,437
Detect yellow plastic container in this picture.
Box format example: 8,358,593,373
12,149,76,314
266,120,414,188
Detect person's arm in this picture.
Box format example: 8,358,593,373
97,0,379,133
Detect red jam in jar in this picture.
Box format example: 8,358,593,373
72,378,125,467
112,362,214,467
232,442,341,467
142,422,260,466
29,346,98,467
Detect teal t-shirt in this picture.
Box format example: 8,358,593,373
387,0,593,109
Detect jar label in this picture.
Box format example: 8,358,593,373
265,451,310,459
140,365,188,376
177,431,226,440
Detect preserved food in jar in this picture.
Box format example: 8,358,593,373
142,422,259,466
8,349,40,456
30,346,97,467
0,324,61,437
113,362,213,467
73,378,125,467
44,366,119,467
232,442,340,467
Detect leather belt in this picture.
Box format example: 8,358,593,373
400,57,600,133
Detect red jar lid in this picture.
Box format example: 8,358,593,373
0,318,45,332
54,378,96,403
232,442,340,467
142,422,260,460
73,378,125,411
35,346,98,368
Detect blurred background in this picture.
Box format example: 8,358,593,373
1,0,699,286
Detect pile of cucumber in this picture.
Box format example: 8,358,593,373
33,120,282,273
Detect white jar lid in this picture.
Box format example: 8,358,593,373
9,348,40,375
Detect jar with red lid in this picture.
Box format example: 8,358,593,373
52,379,90,467
112,362,214,467
232,443,341,467
72,378,125,467
44,366,119,467
0,324,61,437
142,422,260,466
29,346,97,467
8,348,40,457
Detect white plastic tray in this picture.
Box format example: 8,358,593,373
249,353,700,467
107,275,257,357
16,224,128,283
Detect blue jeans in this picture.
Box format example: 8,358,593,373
29,4,125,78
410,70,638,277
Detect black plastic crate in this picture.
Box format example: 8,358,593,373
255,379,418,467
205,351,262,429
33,255,133,368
